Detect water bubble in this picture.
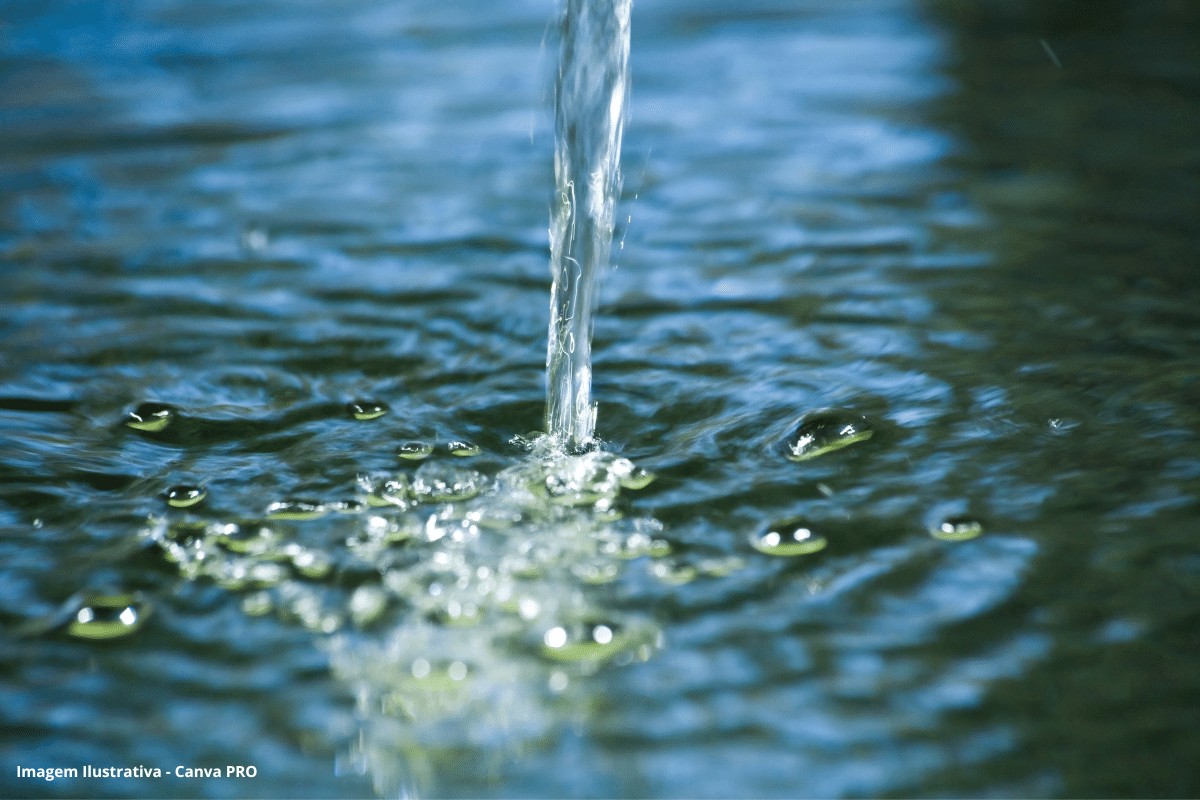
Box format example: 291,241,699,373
751,519,828,556
446,441,481,458
212,524,276,554
610,457,655,490
785,410,874,462
241,591,273,616
288,546,332,578
126,402,174,432
327,499,364,514
409,462,483,503
397,441,434,461
347,400,389,421
539,620,633,662
366,478,410,508
571,560,620,584
67,593,151,640
265,499,326,521
349,585,388,628
649,560,698,584
931,516,984,542
164,485,206,508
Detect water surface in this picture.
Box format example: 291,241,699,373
2,0,1199,797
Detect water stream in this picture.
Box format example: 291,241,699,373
544,0,632,449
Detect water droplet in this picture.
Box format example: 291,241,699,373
126,402,174,432
164,485,206,508
347,400,389,421
931,516,983,542
67,593,151,640
327,499,364,514
397,441,434,460
784,410,874,462
751,519,828,556
265,499,326,521
446,441,481,458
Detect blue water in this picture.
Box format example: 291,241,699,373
2,0,1199,797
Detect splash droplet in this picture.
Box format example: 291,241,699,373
931,516,983,542
347,400,389,421
397,441,434,461
785,410,874,462
752,519,828,556
126,402,174,432
67,594,151,640
164,485,206,508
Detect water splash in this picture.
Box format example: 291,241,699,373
544,0,632,449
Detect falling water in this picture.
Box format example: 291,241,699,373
545,0,632,449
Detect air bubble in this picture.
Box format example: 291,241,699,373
409,462,483,503
126,402,174,432
447,441,481,458
397,441,434,460
931,516,983,542
67,593,151,640
164,485,206,508
347,400,389,421
649,561,698,584
751,519,828,556
785,410,874,462
265,500,326,521
349,585,388,627
539,620,634,662
327,499,364,514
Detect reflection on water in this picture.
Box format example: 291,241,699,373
2,0,1199,797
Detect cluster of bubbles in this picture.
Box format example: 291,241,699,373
17,399,987,791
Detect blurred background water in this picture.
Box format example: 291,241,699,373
2,0,1199,797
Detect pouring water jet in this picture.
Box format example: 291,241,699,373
544,0,632,451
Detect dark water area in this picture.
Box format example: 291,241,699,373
2,0,1199,797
